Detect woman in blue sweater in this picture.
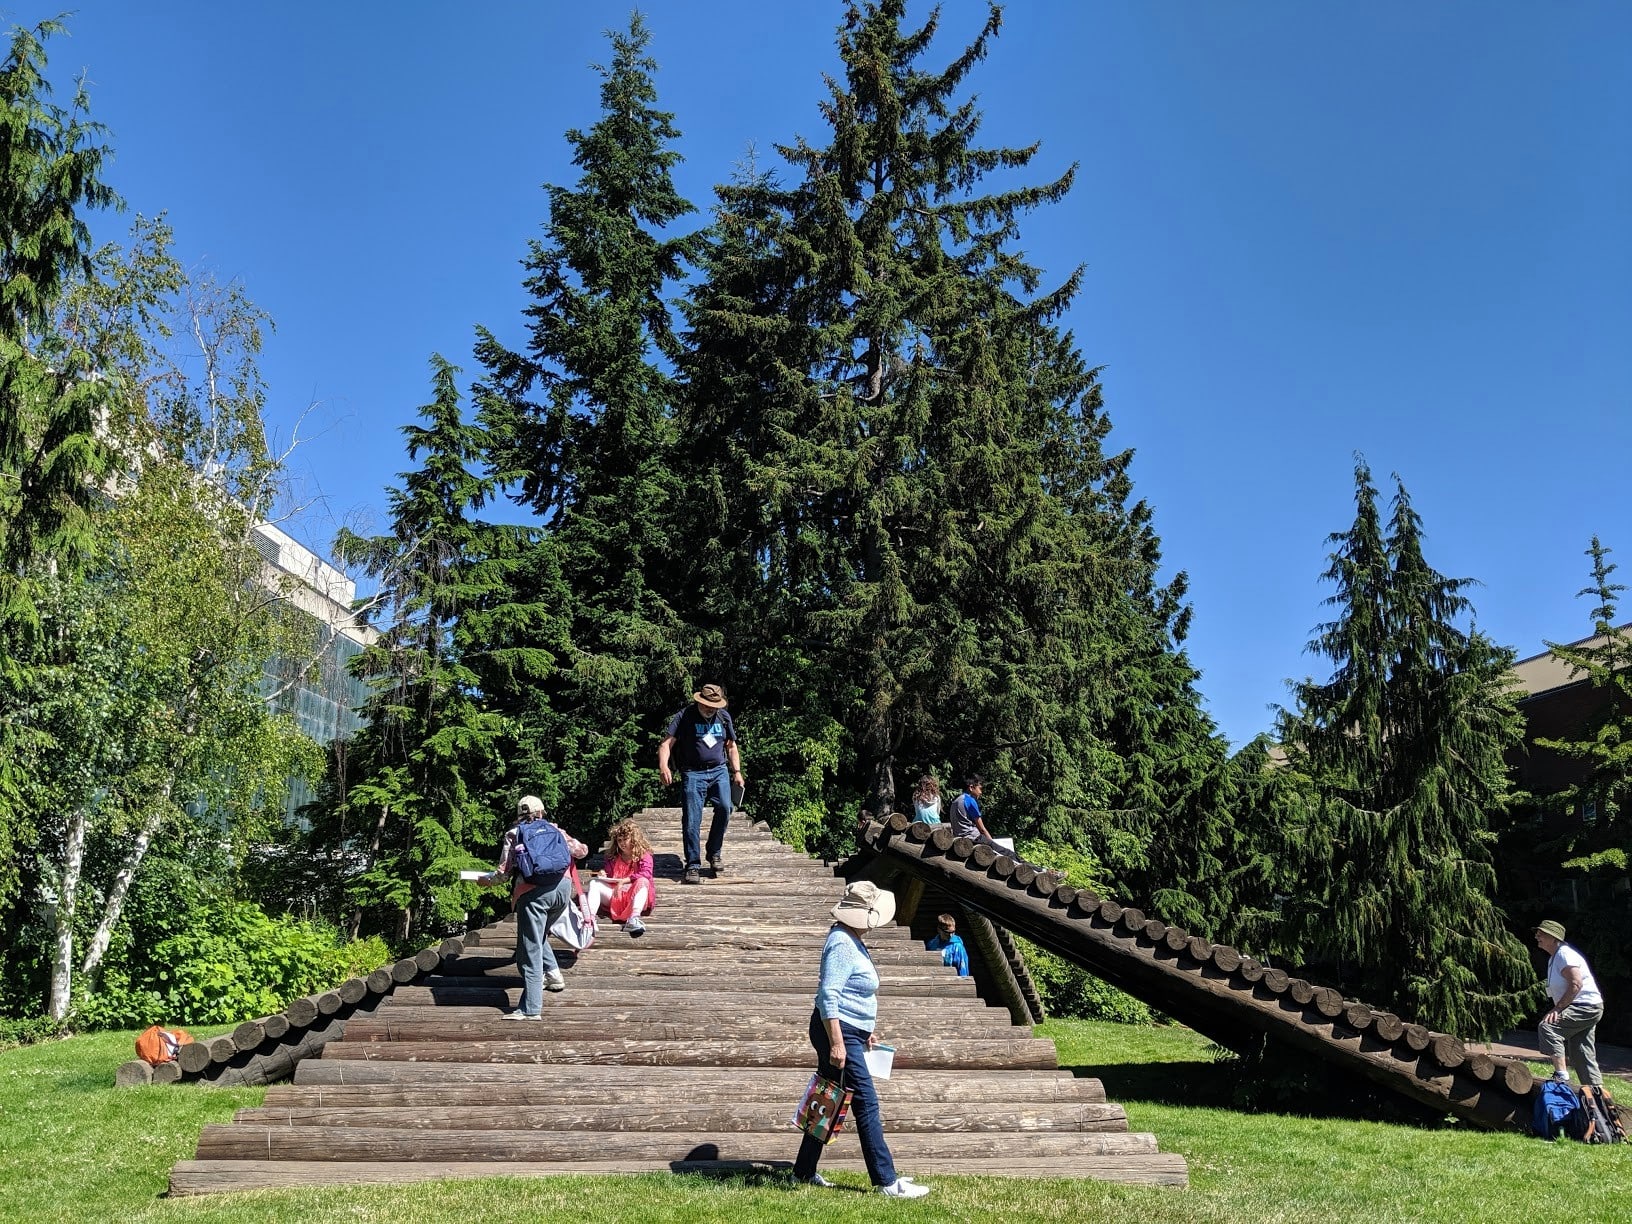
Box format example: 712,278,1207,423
792,880,930,1199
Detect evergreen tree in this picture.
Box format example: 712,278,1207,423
1518,537,1632,994
0,17,120,907
327,356,525,943
475,14,701,829
675,2,1230,893
1278,459,1536,1038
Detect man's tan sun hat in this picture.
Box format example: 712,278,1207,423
1535,919,1567,941
692,683,728,709
831,880,896,930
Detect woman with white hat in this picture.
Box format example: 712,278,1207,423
791,880,930,1199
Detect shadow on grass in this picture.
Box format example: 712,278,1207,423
1075,1056,1450,1128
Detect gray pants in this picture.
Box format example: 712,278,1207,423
514,872,572,1015
1538,1002,1604,1087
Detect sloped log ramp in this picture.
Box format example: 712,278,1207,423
860,813,1539,1131
169,807,1187,1194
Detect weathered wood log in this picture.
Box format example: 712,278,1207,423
930,825,955,852
956,906,1033,1026
1501,1060,1534,1096
211,1015,353,1088
1313,988,1344,1019
195,1124,1144,1163
337,977,368,1006
116,1059,154,1086
315,991,343,1018
1143,919,1168,943
235,1099,1129,1133
990,854,1016,879
1012,862,1037,887
231,1020,266,1049
1288,979,1315,1006
263,1013,291,1042
1465,1052,1496,1082
1053,884,1078,907
152,1060,182,1084
366,968,394,995
1373,1012,1404,1042
390,958,419,984
319,1036,1059,1069
1184,936,1211,963
169,1153,1190,1195
413,948,441,974
177,1039,214,1076
286,996,320,1029
1429,1033,1466,1069
289,1062,1102,1099
338,1016,1022,1044
1342,1002,1374,1031
438,937,465,958
860,817,1534,1131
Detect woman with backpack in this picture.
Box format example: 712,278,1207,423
479,795,588,1018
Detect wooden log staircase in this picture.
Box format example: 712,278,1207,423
169,808,1188,1194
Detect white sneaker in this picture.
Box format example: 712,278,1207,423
797,1173,835,1188
879,1179,930,1199
501,1010,541,1021
544,970,566,993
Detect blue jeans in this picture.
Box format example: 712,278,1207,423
513,872,571,1015
792,1010,898,1187
681,765,732,870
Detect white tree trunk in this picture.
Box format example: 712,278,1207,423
47,804,89,1021
79,804,164,984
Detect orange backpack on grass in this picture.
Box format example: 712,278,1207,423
134,1025,194,1065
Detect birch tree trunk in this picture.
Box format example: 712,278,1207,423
47,803,89,1021
79,801,164,985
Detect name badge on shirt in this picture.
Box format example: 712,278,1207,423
702,733,718,748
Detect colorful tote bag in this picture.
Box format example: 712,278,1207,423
793,1072,853,1145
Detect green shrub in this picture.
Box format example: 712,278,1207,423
73,904,391,1028
0,1013,66,1050
1021,938,1153,1024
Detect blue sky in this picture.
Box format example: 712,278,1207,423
21,1,1631,747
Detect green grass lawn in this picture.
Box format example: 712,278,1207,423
3,1020,1629,1223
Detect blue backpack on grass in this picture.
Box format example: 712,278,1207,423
514,819,571,883
1533,1079,1584,1140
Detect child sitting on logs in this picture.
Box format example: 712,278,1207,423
586,818,657,938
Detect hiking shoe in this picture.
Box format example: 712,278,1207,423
796,1173,835,1188
501,1010,541,1021
543,970,566,993
709,855,726,876
683,866,702,885
1553,1069,1571,1081
625,916,645,937
879,1178,930,1199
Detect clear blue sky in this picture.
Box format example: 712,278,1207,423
22,2,1631,747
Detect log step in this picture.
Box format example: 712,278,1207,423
319,1037,1058,1068
266,1074,1108,1105
337,1017,1023,1043
234,1100,1128,1132
169,1154,1191,1195
195,1125,1155,1162
287,1063,1105,1099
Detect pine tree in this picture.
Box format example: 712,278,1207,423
327,356,520,943
1519,537,1632,993
1278,459,1536,1038
475,14,701,829
675,2,1230,886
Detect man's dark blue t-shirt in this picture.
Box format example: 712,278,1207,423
665,704,737,772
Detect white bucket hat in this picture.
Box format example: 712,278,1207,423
831,880,896,930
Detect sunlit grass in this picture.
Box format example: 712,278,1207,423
3,1020,1629,1223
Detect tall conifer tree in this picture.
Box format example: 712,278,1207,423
677,2,1229,891
1278,460,1535,1037
327,357,520,942
476,15,701,827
